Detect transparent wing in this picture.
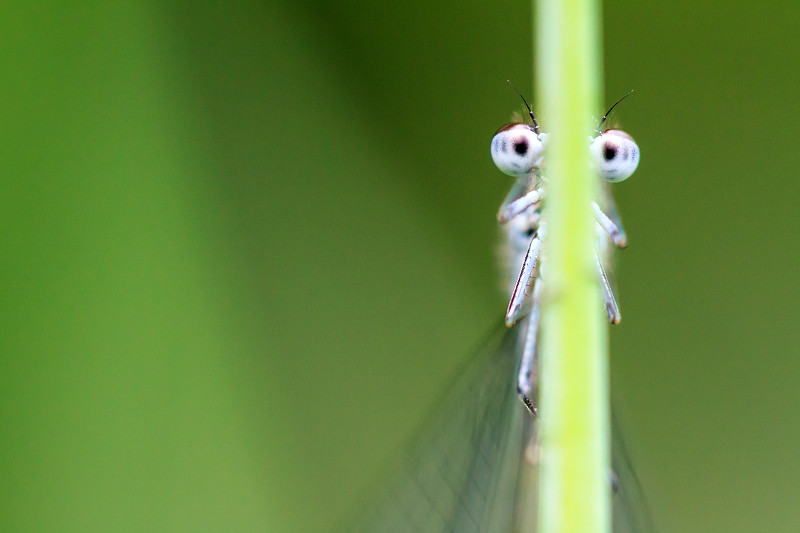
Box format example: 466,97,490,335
611,409,658,533
345,324,535,533
342,322,653,532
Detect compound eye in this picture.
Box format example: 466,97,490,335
490,124,545,178
591,129,639,182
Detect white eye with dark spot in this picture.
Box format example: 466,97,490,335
490,124,545,178
590,129,639,182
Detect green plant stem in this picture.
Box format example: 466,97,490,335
534,0,610,532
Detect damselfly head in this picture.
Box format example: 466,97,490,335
490,124,546,178
590,129,640,183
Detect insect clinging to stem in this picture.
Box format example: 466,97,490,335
490,84,640,413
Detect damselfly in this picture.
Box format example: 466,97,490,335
490,89,639,414
347,93,644,532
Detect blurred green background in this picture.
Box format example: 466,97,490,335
1,1,798,531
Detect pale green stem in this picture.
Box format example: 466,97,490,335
534,0,610,532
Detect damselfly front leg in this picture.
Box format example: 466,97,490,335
593,201,627,249
499,186,545,224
